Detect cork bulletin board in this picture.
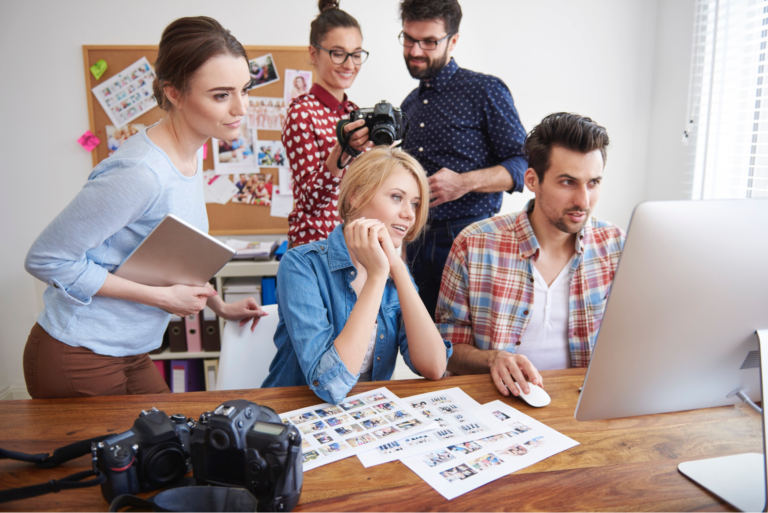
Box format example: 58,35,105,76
83,45,310,235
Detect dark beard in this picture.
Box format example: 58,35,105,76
405,47,450,80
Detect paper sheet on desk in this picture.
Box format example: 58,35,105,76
357,387,506,467
398,399,579,500
279,387,434,472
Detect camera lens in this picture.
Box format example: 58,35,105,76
141,443,186,488
210,429,230,450
371,123,396,146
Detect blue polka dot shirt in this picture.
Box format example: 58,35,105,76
401,58,527,221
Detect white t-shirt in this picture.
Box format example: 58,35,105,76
359,323,378,375
515,259,573,370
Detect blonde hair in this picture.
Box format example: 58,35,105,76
338,146,429,242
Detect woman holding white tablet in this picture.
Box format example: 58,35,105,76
23,17,266,399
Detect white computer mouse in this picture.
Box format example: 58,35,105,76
513,382,551,407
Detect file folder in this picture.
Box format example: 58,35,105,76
185,313,202,353
201,306,221,352
168,315,187,352
170,359,204,393
203,358,219,392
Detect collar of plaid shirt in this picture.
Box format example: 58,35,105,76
436,200,626,368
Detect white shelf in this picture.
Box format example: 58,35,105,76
215,259,280,278
213,259,281,335
149,348,220,360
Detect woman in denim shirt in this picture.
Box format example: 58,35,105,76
262,147,452,404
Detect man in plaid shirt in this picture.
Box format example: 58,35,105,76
436,113,625,398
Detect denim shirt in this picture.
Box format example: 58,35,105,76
262,225,453,404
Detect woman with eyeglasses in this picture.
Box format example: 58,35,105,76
282,0,373,246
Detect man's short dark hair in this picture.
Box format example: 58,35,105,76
400,0,462,35
524,112,609,182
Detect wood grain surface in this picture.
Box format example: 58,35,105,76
0,369,760,511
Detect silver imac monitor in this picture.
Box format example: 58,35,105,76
574,199,768,511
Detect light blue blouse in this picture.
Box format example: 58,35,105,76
25,127,206,356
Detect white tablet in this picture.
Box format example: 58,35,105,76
113,214,235,287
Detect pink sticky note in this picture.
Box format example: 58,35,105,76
203,142,208,160
77,131,100,152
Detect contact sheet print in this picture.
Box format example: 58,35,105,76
91,57,157,128
400,399,579,500
279,387,433,472
357,388,506,468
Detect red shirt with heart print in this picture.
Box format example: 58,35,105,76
282,83,358,245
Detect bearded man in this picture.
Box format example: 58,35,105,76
399,0,528,320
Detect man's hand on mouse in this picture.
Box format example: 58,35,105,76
489,351,543,396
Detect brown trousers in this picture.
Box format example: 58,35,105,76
23,323,171,399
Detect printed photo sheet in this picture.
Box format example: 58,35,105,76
400,399,579,500
92,57,157,129
279,387,434,472
357,387,506,467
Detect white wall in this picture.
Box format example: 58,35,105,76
644,0,697,201
0,0,692,394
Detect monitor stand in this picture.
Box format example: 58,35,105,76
678,329,768,512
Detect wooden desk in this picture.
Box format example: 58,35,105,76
0,369,761,511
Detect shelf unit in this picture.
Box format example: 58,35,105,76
149,348,220,360
149,259,281,362
214,259,281,334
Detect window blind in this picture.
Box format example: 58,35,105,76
686,0,768,199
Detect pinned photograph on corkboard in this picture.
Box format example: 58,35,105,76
213,122,256,173
92,57,157,128
106,124,144,156
248,54,279,89
247,97,287,131
231,173,274,206
284,69,312,105
256,140,287,167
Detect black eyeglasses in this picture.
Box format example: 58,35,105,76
398,31,452,51
312,44,370,65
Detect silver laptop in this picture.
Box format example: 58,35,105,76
114,214,236,287
575,199,766,421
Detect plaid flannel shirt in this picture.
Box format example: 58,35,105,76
436,202,626,367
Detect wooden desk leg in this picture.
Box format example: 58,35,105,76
677,329,768,512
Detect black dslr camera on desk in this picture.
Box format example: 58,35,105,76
335,100,409,168
191,400,303,512
92,407,194,502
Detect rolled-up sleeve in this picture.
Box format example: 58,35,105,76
25,161,160,304
484,78,527,194
276,251,358,404
436,236,476,346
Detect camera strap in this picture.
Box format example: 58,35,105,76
109,486,258,512
335,120,363,170
0,434,110,468
0,435,111,504
0,469,106,504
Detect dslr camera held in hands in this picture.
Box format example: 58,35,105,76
92,407,194,503
335,100,409,167
191,400,303,512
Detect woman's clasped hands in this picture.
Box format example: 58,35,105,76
344,217,402,279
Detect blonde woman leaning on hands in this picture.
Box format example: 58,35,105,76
262,147,451,404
